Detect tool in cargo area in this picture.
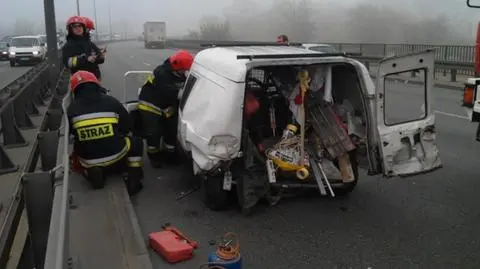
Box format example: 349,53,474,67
297,69,310,180
309,104,355,182
148,223,198,263
266,135,310,180
203,232,242,269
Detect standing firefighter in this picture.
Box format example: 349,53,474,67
68,71,144,196
138,50,194,167
63,16,106,80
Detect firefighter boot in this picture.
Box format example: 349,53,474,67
147,152,163,168
125,167,143,196
86,167,105,189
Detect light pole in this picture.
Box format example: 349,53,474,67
76,0,80,15
44,0,59,88
108,0,112,40
93,0,99,40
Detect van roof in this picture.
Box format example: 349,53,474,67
193,45,346,82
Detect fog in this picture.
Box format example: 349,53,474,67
0,0,478,44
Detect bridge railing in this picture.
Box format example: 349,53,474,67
166,39,476,82
0,38,135,269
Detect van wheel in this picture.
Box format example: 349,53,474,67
332,150,359,196
203,173,229,211
9,60,15,67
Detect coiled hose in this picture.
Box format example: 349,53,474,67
199,233,240,269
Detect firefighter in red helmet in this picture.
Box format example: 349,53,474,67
82,17,95,31
67,70,144,196
138,50,194,167
276,34,289,45
62,16,105,80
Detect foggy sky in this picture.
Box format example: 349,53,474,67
0,0,479,43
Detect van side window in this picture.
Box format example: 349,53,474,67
179,75,198,111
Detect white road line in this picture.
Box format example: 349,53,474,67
434,110,469,120
143,62,151,66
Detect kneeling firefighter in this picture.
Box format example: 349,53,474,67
67,70,144,196
138,50,194,167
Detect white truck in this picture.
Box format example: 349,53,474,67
143,21,166,49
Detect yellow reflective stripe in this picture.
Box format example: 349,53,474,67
128,161,143,167
145,74,154,85
79,137,131,168
147,146,160,153
73,117,118,129
68,56,78,68
138,103,163,116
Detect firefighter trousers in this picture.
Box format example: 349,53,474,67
139,110,178,167
85,136,144,196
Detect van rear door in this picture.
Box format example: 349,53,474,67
375,49,442,177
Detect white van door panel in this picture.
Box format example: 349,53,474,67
375,49,442,177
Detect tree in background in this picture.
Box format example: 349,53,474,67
269,0,316,42
13,19,35,35
197,16,231,40
184,0,473,44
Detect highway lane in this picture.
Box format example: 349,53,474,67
0,60,33,89
100,41,480,269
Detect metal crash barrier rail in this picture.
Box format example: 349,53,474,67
0,38,135,269
166,39,476,82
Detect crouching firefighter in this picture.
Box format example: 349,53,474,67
138,50,194,167
67,71,144,196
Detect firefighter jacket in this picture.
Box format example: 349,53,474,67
138,59,185,118
67,83,132,168
62,34,105,79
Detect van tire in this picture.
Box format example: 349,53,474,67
203,174,229,211
332,150,359,196
9,60,15,67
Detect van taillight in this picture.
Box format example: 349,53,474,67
463,85,475,108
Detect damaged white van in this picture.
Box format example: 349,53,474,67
125,45,442,212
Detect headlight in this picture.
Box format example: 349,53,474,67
2,52,6,55
9,52,15,55
208,135,240,159
32,51,39,55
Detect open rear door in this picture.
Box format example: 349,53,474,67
375,49,442,177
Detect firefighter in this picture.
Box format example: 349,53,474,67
67,70,144,196
82,17,95,34
62,16,105,80
276,34,289,45
138,50,194,168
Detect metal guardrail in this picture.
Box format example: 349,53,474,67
0,38,135,269
166,39,475,82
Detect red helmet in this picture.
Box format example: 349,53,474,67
169,50,194,71
66,16,86,29
82,17,95,30
70,71,99,92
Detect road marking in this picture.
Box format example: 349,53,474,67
143,62,151,66
434,110,469,120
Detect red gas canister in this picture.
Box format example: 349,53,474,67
149,224,198,263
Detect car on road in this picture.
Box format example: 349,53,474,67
8,35,47,67
124,46,443,211
0,42,9,60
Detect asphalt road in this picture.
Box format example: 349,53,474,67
100,41,480,269
0,60,33,89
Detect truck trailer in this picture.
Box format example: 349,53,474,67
143,21,166,49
